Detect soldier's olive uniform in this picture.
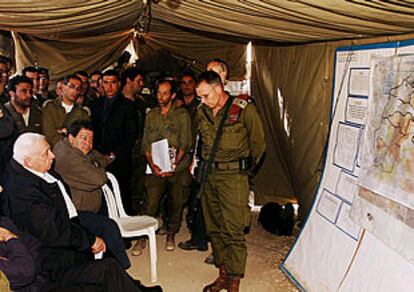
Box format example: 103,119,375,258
42,97,90,145
142,105,192,233
197,96,265,277
130,94,158,214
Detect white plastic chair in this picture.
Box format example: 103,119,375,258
102,172,158,283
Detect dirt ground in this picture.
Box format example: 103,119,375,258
127,212,299,292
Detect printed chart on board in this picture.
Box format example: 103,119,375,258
282,41,414,291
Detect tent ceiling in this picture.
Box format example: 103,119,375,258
0,0,140,37
0,1,412,43
0,1,142,76
152,0,414,44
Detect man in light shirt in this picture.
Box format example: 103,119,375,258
42,74,90,146
1,133,162,291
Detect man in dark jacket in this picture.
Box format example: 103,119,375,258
4,76,42,135
1,133,161,291
0,76,42,180
22,67,44,107
0,216,40,291
0,56,11,105
0,104,14,180
90,69,138,215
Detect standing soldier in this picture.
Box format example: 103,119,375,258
179,61,229,261
42,74,90,146
196,71,265,292
142,79,192,251
177,71,209,252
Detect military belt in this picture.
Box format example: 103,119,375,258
212,161,240,171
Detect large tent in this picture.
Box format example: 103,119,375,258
1,0,414,221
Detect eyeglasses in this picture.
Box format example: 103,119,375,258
66,83,81,91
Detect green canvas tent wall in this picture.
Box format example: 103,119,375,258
1,0,414,219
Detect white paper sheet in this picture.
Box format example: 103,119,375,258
349,68,370,96
333,122,360,171
317,190,342,223
346,96,368,125
146,139,172,174
336,171,359,203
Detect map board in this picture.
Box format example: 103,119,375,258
281,40,414,291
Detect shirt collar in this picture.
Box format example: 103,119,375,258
23,165,57,183
61,101,74,114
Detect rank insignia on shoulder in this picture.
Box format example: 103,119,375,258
227,94,252,123
234,98,248,109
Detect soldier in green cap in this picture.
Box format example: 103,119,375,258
142,78,192,251
196,71,266,292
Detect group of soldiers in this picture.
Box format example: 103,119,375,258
0,55,266,291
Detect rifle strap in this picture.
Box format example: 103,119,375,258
197,95,234,198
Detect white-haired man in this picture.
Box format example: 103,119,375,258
1,133,162,291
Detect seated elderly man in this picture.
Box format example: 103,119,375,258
1,133,162,291
53,120,130,269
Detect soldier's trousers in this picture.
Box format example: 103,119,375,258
201,170,251,277
145,170,191,233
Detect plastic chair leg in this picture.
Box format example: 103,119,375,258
148,227,158,283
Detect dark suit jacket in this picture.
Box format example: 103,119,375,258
1,160,95,280
0,105,14,138
0,105,14,179
0,217,42,291
90,93,138,176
